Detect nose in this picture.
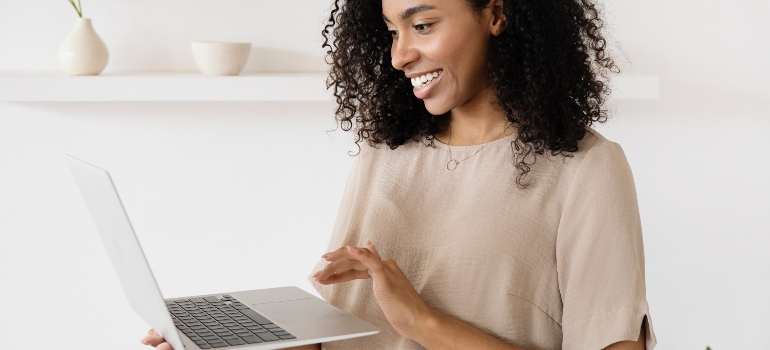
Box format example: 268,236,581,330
390,36,419,71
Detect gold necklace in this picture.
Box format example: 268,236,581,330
446,121,512,171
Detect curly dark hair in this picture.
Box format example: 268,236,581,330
322,0,618,188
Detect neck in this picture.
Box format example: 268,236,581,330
435,87,516,146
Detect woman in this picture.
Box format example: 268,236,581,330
143,0,657,349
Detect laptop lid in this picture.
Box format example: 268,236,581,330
66,154,186,350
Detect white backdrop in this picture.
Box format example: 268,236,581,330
1,1,769,349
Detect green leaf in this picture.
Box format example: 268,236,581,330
67,0,82,18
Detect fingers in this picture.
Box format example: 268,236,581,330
321,246,351,262
315,269,371,285
313,258,369,281
141,329,172,349
157,342,174,350
140,334,165,347
347,245,385,276
322,241,381,261
366,241,382,260
313,241,383,284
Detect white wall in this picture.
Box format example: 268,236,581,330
1,1,768,350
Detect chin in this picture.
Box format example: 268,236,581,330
422,98,453,116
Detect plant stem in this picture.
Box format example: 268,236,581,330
68,0,82,18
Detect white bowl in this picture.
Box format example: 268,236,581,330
190,41,251,76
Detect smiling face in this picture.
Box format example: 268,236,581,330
383,0,503,115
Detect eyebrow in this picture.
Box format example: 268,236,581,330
383,5,437,23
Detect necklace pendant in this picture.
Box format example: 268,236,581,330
447,159,459,171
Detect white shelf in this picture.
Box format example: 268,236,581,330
0,72,332,102
0,72,658,102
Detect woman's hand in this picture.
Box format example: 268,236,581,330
313,242,436,340
140,329,173,350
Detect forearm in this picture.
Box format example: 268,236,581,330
412,308,525,350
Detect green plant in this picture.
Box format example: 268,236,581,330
67,0,82,18
706,347,712,350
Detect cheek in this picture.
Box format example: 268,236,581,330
431,32,487,89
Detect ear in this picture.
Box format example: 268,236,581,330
488,0,507,36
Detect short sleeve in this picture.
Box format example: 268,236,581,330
556,141,657,349
307,152,363,301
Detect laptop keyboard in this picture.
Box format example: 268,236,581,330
166,294,296,349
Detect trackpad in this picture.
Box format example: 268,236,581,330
253,298,347,322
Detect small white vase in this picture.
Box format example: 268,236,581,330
58,18,109,76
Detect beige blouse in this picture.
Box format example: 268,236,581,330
308,128,657,350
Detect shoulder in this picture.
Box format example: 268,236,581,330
574,128,632,175
541,127,629,173
560,128,638,201
573,128,619,161
530,128,635,198
355,138,432,162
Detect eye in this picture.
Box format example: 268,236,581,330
414,23,433,32
388,29,398,37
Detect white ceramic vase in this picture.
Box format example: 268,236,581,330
58,18,109,76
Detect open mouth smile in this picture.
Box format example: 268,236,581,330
411,69,443,88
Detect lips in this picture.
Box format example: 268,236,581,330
411,69,443,99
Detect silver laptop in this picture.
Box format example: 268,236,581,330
65,154,379,350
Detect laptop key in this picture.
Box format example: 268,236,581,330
241,335,264,344
225,338,246,346
209,342,228,348
256,333,280,342
278,335,297,340
239,309,272,325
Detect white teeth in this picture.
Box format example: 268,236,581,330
410,70,443,87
